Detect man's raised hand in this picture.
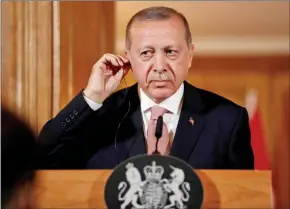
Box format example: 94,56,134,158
84,54,131,103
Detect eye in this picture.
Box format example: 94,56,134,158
140,50,153,56
140,50,153,60
166,50,178,57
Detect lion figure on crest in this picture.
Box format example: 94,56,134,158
118,163,146,209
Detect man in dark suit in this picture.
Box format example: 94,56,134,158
38,6,254,169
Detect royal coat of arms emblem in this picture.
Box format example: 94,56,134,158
117,161,191,209
104,155,203,209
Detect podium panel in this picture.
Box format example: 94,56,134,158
35,170,271,208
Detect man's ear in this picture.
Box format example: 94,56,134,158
124,50,132,71
124,50,130,59
188,44,194,68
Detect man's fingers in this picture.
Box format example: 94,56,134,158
108,54,125,66
95,53,131,79
102,54,120,67
107,54,130,68
100,54,130,71
116,55,130,64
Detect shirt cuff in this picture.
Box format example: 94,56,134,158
83,94,103,111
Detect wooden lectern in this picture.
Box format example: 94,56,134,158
35,170,271,208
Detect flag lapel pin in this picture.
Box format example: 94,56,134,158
189,117,194,125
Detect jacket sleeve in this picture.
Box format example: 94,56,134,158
38,91,105,169
228,107,255,169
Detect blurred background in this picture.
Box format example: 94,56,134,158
1,0,289,206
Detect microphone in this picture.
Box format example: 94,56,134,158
152,116,163,155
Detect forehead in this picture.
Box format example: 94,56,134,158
129,16,187,48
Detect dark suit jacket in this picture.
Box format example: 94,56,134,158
38,81,254,169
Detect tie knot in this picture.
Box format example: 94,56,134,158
150,106,167,120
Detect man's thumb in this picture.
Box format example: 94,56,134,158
115,69,124,82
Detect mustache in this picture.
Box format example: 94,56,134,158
147,72,173,81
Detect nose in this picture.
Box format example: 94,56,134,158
153,53,167,73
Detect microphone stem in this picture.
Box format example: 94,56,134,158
153,137,160,155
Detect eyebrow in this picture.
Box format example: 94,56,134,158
139,45,154,50
164,45,178,49
139,45,180,50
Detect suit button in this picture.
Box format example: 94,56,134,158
73,110,78,115
70,114,74,119
65,118,70,123
61,121,66,127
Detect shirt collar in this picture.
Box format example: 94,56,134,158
140,82,184,114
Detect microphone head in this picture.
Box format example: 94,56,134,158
155,116,163,139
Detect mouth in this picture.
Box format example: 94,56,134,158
151,80,169,87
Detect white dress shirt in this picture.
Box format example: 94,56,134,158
139,83,184,139
83,83,184,140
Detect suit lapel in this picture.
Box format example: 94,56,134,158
123,105,147,157
116,84,146,160
170,81,206,162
